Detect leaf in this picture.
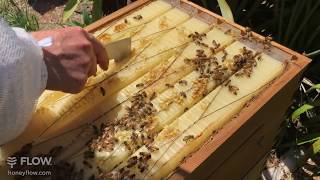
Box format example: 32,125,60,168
306,49,320,57
92,0,103,21
65,20,84,27
297,133,320,146
306,84,320,93
312,138,320,155
291,104,314,121
82,9,92,26
217,0,234,22
63,0,81,23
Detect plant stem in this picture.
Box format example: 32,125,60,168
306,49,320,57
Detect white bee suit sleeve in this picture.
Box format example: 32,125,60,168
0,19,47,145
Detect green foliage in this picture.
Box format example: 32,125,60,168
291,104,315,121
312,138,320,155
92,0,102,21
284,82,320,158
65,20,84,27
65,8,94,28
216,0,234,22
82,8,92,26
63,0,103,25
63,0,81,23
0,0,39,31
290,83,320,142
297,132,320,146
307,84,320,93
307,50,320,58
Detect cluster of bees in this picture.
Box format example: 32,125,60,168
241,27,272,51
188,32,209,48
84,89,161,179
90,90,158,153
186,30,265,96
185,32,230,96
232,47,262,81
106,151,152,179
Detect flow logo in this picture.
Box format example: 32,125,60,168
6,157,17,168
6,156,53,168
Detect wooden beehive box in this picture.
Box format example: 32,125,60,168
0,0,310,179
85,0,309,179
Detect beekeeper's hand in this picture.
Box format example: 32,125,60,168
31,27,109,93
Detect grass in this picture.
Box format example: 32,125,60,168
0,0,39,31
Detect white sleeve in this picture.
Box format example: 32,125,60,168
0,19,48,145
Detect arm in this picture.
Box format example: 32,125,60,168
0,19,46,145
0,20,108,145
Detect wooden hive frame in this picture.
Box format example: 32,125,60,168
83,0,310,179
86,0,309,179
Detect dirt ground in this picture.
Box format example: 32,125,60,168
16,0,86,29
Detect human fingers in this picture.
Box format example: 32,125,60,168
86,33,109,70
87,47,98,76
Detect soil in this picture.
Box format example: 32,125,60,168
15,0,129,30
15,0,86,29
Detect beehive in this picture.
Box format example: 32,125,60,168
0,0,310,179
